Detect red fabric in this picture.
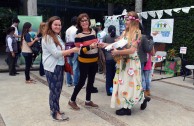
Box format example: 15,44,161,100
144,53,152,70
74,38,98,47
64,57,73,75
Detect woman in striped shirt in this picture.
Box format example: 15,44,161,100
68,13,99,110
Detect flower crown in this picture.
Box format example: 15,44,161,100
124,15,139,22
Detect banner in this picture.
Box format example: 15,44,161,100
18,15,43,35
90,19,96,28
151,19,174,43
104,17,120,36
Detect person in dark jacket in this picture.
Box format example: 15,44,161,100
138,34,154,93
37,22,46,76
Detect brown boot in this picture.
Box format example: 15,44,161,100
146,90,151,96
144,90,148,97
85,101,98,108
68,101,80,110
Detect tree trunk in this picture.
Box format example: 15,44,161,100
135,0,142,13
23,0,28,15
27,0,37,16
108,3,114,16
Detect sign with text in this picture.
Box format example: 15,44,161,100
104,18,120,36
180,47,187,54
151,19,174,43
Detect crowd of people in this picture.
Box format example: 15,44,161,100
5,11,155,121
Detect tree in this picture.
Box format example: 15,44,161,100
135,0,142,13
82,0,135,15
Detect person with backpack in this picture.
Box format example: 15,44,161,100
21,22,39,84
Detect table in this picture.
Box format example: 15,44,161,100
185,65,194,85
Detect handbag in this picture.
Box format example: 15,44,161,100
98,48,106,74
64,57,73,75
31,42,41,56
65,42,75,57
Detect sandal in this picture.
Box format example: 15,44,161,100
29,79,37,82
25,80,36,84
53,113,69,121
50,111,65,115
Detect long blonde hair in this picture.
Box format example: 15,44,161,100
38,22,46,35
124,11,141,45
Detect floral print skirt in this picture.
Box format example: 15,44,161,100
111,52,144,109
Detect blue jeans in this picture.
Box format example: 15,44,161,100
142,70,151,90
66,53,80,86
106,59,116,94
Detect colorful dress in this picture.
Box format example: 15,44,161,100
111,41,144,109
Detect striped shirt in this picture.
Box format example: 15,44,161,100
75,29,98,63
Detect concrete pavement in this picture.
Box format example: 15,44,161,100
0,70,194,126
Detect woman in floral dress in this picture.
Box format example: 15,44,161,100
100,11,151,116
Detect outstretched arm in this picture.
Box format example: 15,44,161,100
111,30,141,55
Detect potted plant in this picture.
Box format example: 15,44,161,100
165,48,178,76
166,48,177,61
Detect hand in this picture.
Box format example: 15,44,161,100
90,42,98,49
111,48,119,56
114,37,121,42
72,47,79,53
34,37,39,42
98,42,107,48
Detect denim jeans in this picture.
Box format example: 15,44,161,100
142,70,151,90
106,59,116,94
66,53,80,86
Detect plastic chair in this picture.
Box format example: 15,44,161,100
155,51,167,74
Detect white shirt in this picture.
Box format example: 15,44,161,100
65,25,77,43
97,30,107,42
11,24,19,41
7,37,13,52
42,35,65,72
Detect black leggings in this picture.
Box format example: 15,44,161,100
23,54,32,81
71,62,98,101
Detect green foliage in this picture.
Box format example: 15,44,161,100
0,7,17,33
143,0,194,61
166,48,177,61
0,7,17,44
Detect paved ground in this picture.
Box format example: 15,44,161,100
0,66,194,126
1,52,194,126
